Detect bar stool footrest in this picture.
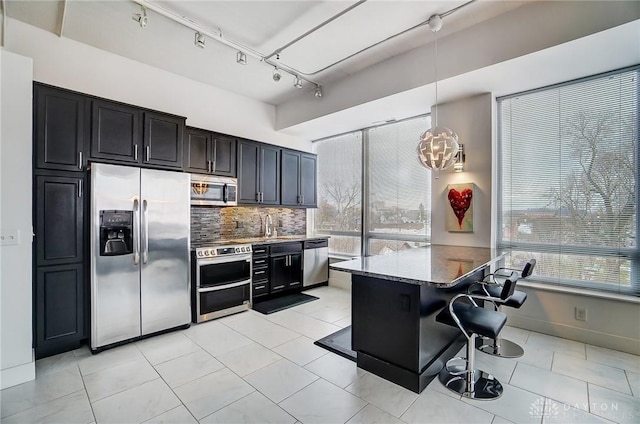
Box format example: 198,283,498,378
439,365,503,400
477,337,524,358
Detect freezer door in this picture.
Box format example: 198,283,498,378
91,163,141,349
140,169,191,335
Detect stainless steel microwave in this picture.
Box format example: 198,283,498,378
190,175,238,206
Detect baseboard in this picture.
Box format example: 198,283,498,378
1,360,36,389
506,314,640,356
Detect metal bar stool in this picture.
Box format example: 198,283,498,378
473,259,536,358
436,273,519,400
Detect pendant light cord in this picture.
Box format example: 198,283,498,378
434,31,438,127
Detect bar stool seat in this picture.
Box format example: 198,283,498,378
436,273,519,400
473,259,536,358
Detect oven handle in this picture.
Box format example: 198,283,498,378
197,257,252,265
197,280,250,293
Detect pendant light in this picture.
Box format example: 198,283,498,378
417,14,460,175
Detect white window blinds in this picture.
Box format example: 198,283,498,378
498,68,639,294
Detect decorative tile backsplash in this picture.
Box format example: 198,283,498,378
191,206,306,248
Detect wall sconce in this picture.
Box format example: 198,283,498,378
236,51,247,65
454,143,465,172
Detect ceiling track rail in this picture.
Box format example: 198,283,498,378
131,0,322,88
130,0,476,92
289,0,477,77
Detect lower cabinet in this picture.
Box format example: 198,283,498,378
252,245,269,300
269,242,302,293
35,263,85,359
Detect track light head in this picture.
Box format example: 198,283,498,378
272,68,281,82
314,85,323,98
236,51,247,65
132,6,147,28
194,32,205,49
294,76,303,89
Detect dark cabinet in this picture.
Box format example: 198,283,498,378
238,140,280,205
184,128,236,176
35,175,84,266
211,133,237,177
143,112,184,169
281,150,317,207
90,99,141,164
269,242,302,293
252,245,269,300
34,85,87,172
35,264,85,359
34,173,86,359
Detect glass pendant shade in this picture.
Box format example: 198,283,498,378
417,125,460,171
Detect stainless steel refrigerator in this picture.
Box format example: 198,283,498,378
90,163,190,350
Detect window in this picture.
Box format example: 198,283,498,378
314,131,362,256
498,67,639,294
313,116,431,256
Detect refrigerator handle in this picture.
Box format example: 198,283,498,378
133,198,140,265
142,199,149,264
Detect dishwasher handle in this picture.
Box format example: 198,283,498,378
304,239,328,249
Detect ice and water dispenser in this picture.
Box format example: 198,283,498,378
99,210,133,256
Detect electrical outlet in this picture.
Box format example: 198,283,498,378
0,229,20,246
575,307,587,322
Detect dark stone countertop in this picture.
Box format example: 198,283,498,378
330,244,505,288
221,235,329,245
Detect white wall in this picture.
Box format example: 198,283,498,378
3,18,311,152
506,286,640,355
0,49,35,389
431,93,493,248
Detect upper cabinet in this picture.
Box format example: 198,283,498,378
184,128,236,176
34,85,87,172
89,99,185,170
143,112,184,169
281,149,317,208
237,140,280,205
90,99,141,164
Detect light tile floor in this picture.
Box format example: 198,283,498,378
1,285,639,424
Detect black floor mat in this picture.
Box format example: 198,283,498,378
314,326,356,362
252,293,319,315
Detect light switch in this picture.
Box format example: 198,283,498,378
0,229,20,246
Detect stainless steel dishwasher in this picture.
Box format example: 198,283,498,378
303,239,329,288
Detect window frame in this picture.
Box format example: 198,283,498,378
496,65,639,296
312,114,432,256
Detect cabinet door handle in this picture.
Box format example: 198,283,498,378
212,142,217,172
134,145,138,161
78,180,83,198
254,285,266,290
301,195,304,204
273,285,285,290
145,146,150,162
212,161,216,173
78,152,83,169
254,270,266,275
254,259,266,265
256,192,260,202
260,192,264,203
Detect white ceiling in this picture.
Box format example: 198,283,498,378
3,1,638,141
4,0,529,105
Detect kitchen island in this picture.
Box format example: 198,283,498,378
330,244,505,393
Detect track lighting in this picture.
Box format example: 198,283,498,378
293,76,303,89
314,85,323,98
272,67,281,82
194,32,205,49
236,51,247,65
132,6,147,28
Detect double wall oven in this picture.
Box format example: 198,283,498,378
192,243,252,323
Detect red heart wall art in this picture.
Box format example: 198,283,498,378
448,188,473,229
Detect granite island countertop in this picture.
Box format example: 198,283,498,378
330,244,505,287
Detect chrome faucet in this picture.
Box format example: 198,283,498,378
265,214,273,238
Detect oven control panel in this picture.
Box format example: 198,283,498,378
195,244,252,258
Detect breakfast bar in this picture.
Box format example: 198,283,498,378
330,244,505,393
